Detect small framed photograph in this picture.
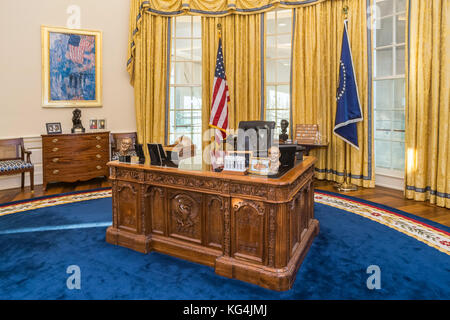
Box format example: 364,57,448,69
46,122,62,134
248,156,270,175
89,119,98,130
98,119,106,130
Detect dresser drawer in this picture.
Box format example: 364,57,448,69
45,161,108,177
43,140,109,157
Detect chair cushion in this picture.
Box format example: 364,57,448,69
0,160,33,172
111,151,137,161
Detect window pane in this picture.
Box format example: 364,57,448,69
277,34,291,58
277,60,290,83
175,62,193,84
193,39,201,61
396,0,406,12
393,110,405,131
277,10,292,34
375,17,393,47
266,11,276,35
374,79,394,109
375,48,393,77
266,60,277,83
394,78,405,108
376,0,394,17
266,86,276,108
193,16,201,38
193,61,202,84
375,129,391,140
277,85,290,109
192,87,202,109
375,140,392,168
266,35,277,59
395,45,405,75
175,87,192,110
175,39,191,60
169,87,175,108
175,16,191,38
391,141,405,170
395,15,406,43
375,110,393,130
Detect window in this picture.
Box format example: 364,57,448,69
265,10,293,135
373,0,406,176
169,16,202,149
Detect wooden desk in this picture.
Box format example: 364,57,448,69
296,143,329,156
106,157,319,291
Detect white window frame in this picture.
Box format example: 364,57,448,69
373,0,406,189
265,9,293,135
169,16,202,149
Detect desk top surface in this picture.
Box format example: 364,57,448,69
108,156,316,186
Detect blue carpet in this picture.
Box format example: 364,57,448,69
0,192,449,299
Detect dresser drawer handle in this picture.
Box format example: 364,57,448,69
96,145,101,149
52,138,58,143
52,147,59,152
96,165,102,170
96,154,102,159
96,136,101,140
53,169,59,174
52,158,59,163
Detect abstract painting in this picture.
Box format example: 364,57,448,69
41,26,102,107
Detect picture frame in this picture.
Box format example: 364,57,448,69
98,119,106,130
89,119,98,130
41,25,102,108
46,122,62,134
248,156,271,175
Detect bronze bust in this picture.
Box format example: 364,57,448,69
279,119,289,142
71,108,85,133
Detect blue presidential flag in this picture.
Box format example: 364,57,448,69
334,20,363,149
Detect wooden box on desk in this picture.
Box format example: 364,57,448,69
164,144,196,161
41,131,110,190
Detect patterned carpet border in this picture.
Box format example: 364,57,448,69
0,187,448,255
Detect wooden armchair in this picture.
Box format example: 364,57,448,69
0,138,34,191
110,132,138,160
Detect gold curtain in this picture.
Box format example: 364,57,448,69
291,0,374,187
128,2,169,149
201,15,261,145
405,0,450,208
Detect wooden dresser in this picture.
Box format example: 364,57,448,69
42,132,110,190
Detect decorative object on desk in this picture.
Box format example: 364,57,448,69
45,122,62,134
98,119,106,130
165,135,195,161
41,25,102,107
248,156,270,175
134,143,145,164
71,108,85,133
294,124,319,144
119,137,133,156
223,152,248,175
268,146,281,174
118,155,131,163
279,119,289,143
89,119,98,130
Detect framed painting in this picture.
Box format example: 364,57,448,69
41,25,102,107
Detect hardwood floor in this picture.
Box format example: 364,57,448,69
0,178,448,227
315,180,450,227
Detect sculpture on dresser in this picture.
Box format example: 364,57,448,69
71,108,85,133
279,119,289,143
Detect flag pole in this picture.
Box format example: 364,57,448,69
335,5,358,192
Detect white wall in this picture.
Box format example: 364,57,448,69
0,0,136,190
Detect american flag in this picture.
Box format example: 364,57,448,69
68,34,94,64
209,38,229,145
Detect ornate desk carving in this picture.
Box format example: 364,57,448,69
106,157,319,291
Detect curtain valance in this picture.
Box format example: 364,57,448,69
133,0,325,17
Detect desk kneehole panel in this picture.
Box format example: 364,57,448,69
42,132,110,189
